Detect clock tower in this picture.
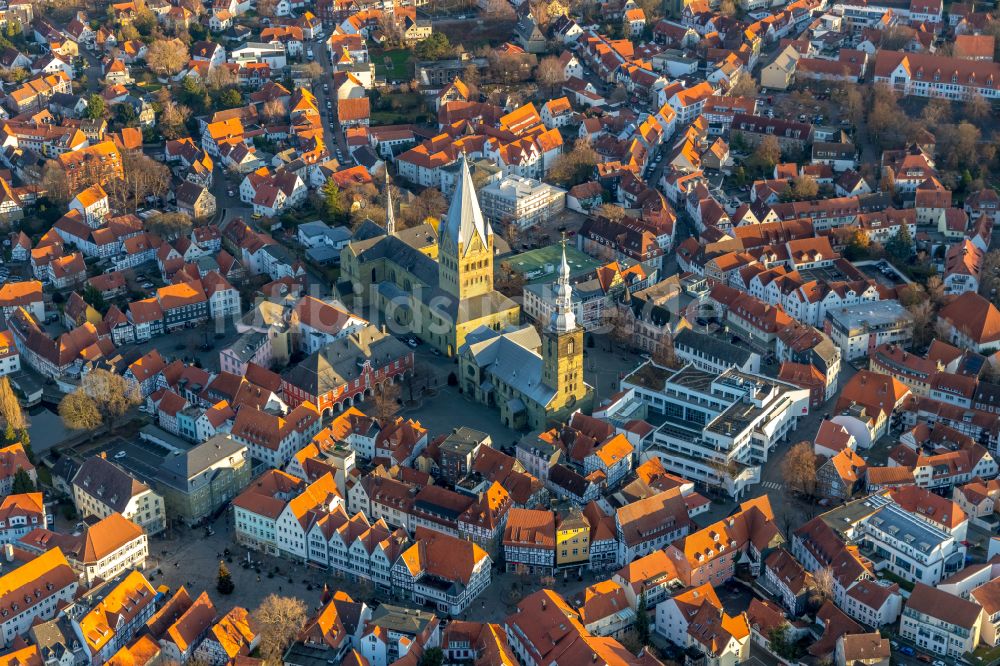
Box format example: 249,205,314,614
542,243,585,410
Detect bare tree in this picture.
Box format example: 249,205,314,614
495,259,526,298
261,98,287,123
60,370,140,433
253,595,307,665
256,0,279,17
925,274,945,306
205,66,238,90
159,101,192,140
966,92,991,121
0,377,26,431
781,441,817,497
596,203,626,221
148,212,193,241
547,139,599,187
300,62,324,81
842,84,865,126
536,56,566,93
484,0,515,18
651,334,680,369
980,249,1000,307
41,161,70,204
752,135,782,171
108,151,170,211
921,98,952,128
146,39,189,75
403,362,432,402
789,175,819,200
403,187,447,226
59,391,102,431
810,566,836,609
728,74,757,97
371,382,401,422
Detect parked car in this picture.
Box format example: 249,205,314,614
899,647,915,656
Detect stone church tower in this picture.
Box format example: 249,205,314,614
438,154,494,302
543,244,585,411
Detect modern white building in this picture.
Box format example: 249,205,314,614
802,495,966,588
823,300,914,361
900,583,983,659
479,175,566,229
618,363,810,498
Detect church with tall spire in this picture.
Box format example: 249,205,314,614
456,241,591,430
339,156,520,356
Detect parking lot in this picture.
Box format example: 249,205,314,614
855,259,912,288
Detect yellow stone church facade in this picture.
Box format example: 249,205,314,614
340,158,520,356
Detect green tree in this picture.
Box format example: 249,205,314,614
134,11,156,35
11,468,34,494
85,94,106,120
321,180,346,222
635,594,650,645
215,88,243,109
217,561,235,594
82,284,107,314
418,647,444,666
769,623,795,659
414,33,452,60
885,224,914,262
843,228,871,261
179,76,210,113
115,103,138,126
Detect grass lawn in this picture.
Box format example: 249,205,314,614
371,91,432,125
877,571,914,593
373,48,413,82
437,19,516,49
36,466,52,488
968,643,1000,666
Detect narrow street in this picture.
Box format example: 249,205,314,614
312,41,349,158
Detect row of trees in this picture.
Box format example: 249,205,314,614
41,150,170,210
319,173,448,231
